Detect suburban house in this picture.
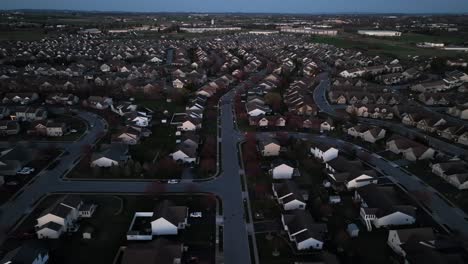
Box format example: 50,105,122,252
320,118,335,132
45,93,79,105
418,93,451,106
36,195,89,239
281,210,328,250
29,121,68,137
86,96,113,110
246,102,271,117
126,200,188,240
178,117,202,131
447,105,468,120
11,107,48,122
326,156,378,190
170,143,198,164
431,161,468,190
355,184,417,231
346,104,394,119
111,102,138,116
124,112,151,127
272,181,307,210
411,80,448,92
415,117,447,133
114,127,141,145
249,115,286,128
120,239,183,264
310,142,339,163
269,160,298,179
387,228,435,257
386,136,435,161
91,143,130,168
347,125,386,143
0,241,49,264
258,138,281,157
2,92,39,105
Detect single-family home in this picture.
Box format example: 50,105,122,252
36,195,84,239
270,160,298,179
355,184,416,231
281,210,327,250
272,181,306,210
347,125,386,143
87,96,113,110
91,143,130,168
259,138,281,157
431,161,468,190
310,142,338,163
170,143,198,164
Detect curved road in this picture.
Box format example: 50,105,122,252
312,75,468,235
0,88,252,264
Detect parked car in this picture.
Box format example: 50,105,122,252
17,167,35,175
190,212,202,218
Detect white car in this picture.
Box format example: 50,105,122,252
168,179,179,184
190,212,202,218
17,167,35,175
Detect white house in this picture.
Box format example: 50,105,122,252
91,143,130,168
270,162,295,179
259,138,281,157
36,195,84,239
272,181,306,210
178,118,201,131
170,144,197,164
310,142,338,163
281,210,327,250
173,79,185,89
355,184,416,231
127,200,188,240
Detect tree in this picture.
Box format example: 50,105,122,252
110,165,120,178
264,92,282,112
199,158,216,175
134,161,143,177
123,165,132,178
156,157,182,179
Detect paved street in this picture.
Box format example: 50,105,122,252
1,72,466,263
311,76,468,235
313,75,468,157
0,88,253,264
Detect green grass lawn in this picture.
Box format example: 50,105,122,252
129,123,177,164
0,30,47,41
311,32,468,60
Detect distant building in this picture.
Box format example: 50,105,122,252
280,27,338,36
180,27,242,33
358,30,402,37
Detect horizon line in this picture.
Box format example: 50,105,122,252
1,8,468,16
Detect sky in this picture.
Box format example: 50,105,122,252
1,0,468,14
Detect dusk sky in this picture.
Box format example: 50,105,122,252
1,0,468,14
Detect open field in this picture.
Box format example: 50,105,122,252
311,32,468,60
